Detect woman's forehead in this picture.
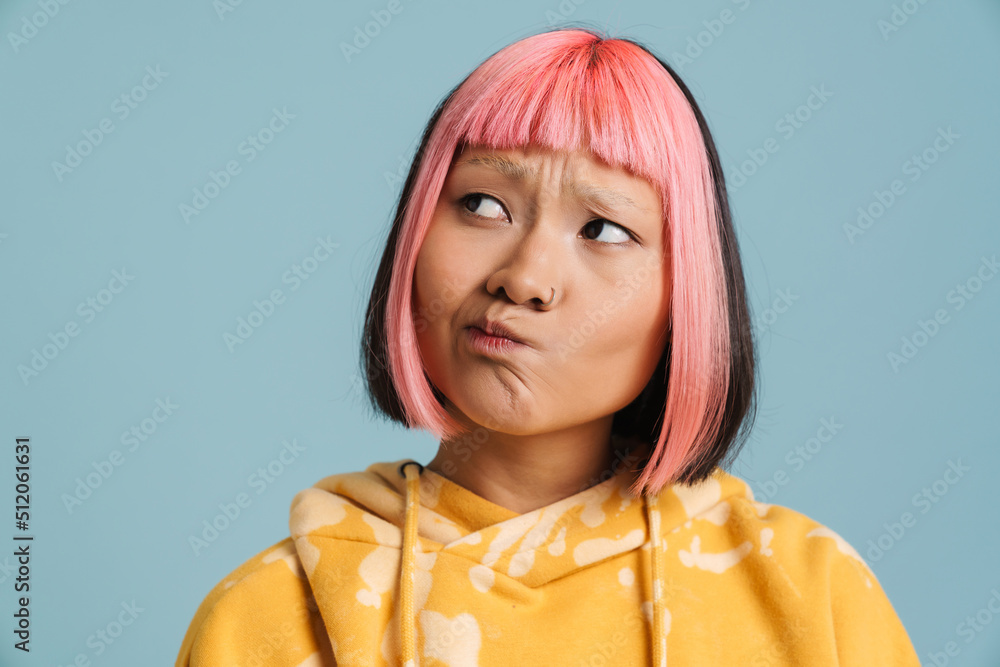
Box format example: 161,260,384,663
450,142,641,180
448,142,660,203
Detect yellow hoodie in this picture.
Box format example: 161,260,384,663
176,439,920,665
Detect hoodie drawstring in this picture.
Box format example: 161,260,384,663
397,461,664,667
399,461,423,666
644,493,666,667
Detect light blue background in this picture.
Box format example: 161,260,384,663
2,0,998,664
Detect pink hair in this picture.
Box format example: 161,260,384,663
385,29,731,496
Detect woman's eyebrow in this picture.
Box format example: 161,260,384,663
455,154,643,211
456,154,534,181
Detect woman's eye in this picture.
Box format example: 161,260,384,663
582,219,633,245
461,193,508,221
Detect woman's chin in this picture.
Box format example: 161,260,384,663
447,398,544,437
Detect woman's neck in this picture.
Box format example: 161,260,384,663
425,423,646,514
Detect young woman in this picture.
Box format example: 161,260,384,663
176,27,920,666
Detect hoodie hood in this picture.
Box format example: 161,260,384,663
288,437,755,666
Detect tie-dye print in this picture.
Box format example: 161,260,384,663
176,444,920,665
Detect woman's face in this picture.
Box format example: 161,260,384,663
412,143,671,436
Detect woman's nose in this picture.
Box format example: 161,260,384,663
486,218,562,307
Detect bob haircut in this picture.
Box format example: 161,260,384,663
361,27,758,497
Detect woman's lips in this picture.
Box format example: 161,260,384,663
465,326,529,357
472,318,528,345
